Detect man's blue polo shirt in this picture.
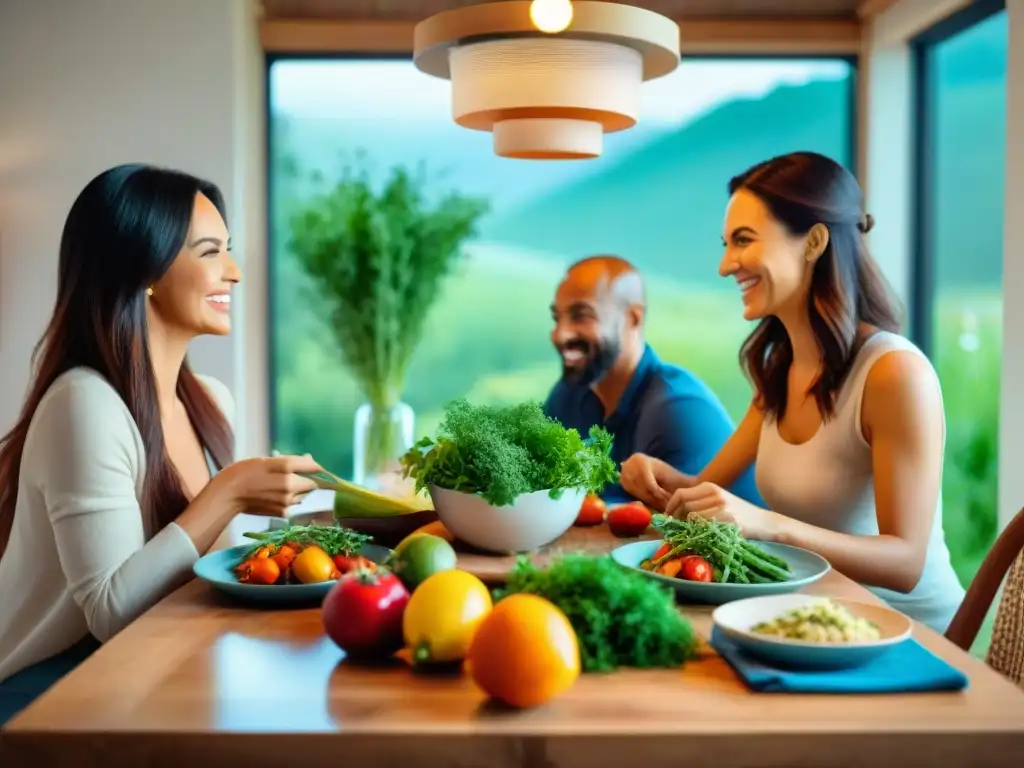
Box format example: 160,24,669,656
543,345,763,505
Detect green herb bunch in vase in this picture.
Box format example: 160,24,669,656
288,162,489,490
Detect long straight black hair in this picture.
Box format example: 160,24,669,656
731,152,902,420
0,164,234,556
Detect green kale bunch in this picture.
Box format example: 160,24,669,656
495,554,699,672
400,398,618,507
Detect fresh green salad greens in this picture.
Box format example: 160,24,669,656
243,524,371,558
400,398,618,507
495,554,698,673
651,513,792,584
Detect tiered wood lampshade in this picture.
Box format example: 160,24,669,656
413,1,681,159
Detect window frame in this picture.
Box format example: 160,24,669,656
909,0,1007,356
263,51,860,450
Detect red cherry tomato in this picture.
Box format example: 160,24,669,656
332,553,376,575
575,494,606,526
607,502,652,537
321,569,409,659
679,555,713,583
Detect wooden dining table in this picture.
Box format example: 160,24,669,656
2,512,1024,768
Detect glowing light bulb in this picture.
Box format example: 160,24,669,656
530,0,573,34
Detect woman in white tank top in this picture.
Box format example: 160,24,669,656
620,151,965,633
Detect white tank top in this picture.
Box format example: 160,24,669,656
755,331,965,633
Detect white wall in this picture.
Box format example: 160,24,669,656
0,0,267,457
871,0,974,46
861,36,913,306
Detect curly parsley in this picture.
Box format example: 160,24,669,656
495,554,699,673
400,398,619,507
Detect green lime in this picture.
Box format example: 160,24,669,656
390,534,458,590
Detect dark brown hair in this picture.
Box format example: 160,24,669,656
730,151,901,421
0,164,234,557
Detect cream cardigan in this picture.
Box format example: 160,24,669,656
0,367,234,682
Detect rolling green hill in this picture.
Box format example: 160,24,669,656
936,8,1007,86
928,9,1006,288
477,57,1005,289
479,79,853,284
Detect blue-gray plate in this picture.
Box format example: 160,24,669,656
193,542,393,605
610,539,831,605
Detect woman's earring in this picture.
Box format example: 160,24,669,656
146,287,154,297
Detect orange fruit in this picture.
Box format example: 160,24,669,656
467,594,580,709
272,544,299,573
237,557,280,585
396,520,454,549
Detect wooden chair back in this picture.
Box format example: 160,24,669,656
946,505,1024,686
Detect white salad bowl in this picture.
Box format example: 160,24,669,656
427,485,586,553
712,594,913,671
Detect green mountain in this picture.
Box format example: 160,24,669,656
479,45,1005,290
931,10,1007,288
931,80,1005,288
935,9,1007,86
480,79,853,285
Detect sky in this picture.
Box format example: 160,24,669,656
270,58,851,127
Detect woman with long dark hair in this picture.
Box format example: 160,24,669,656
620,151,965,632
0,164,321,722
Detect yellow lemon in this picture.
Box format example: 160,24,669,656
402,569,492,665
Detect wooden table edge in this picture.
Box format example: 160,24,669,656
4,729,1024,768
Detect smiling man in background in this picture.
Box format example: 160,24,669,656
543,255,762,505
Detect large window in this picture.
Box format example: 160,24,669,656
267,57,855,479
914,3,1007,586
913,2,1007,653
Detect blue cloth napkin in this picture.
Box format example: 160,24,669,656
709,627,969,694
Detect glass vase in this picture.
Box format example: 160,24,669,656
352,401,415,492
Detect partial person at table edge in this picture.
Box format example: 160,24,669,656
620,151,965,634
0,164,323,726
543,254,763,506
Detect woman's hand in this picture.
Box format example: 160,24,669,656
619,453,696,510
210,454,322,517
175,454,323,554
665,481,780,542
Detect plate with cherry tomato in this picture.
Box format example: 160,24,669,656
193,536,393,605
609,538,830,605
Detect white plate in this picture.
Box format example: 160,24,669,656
712,593,913,671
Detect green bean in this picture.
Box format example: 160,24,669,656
650,514,793,584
